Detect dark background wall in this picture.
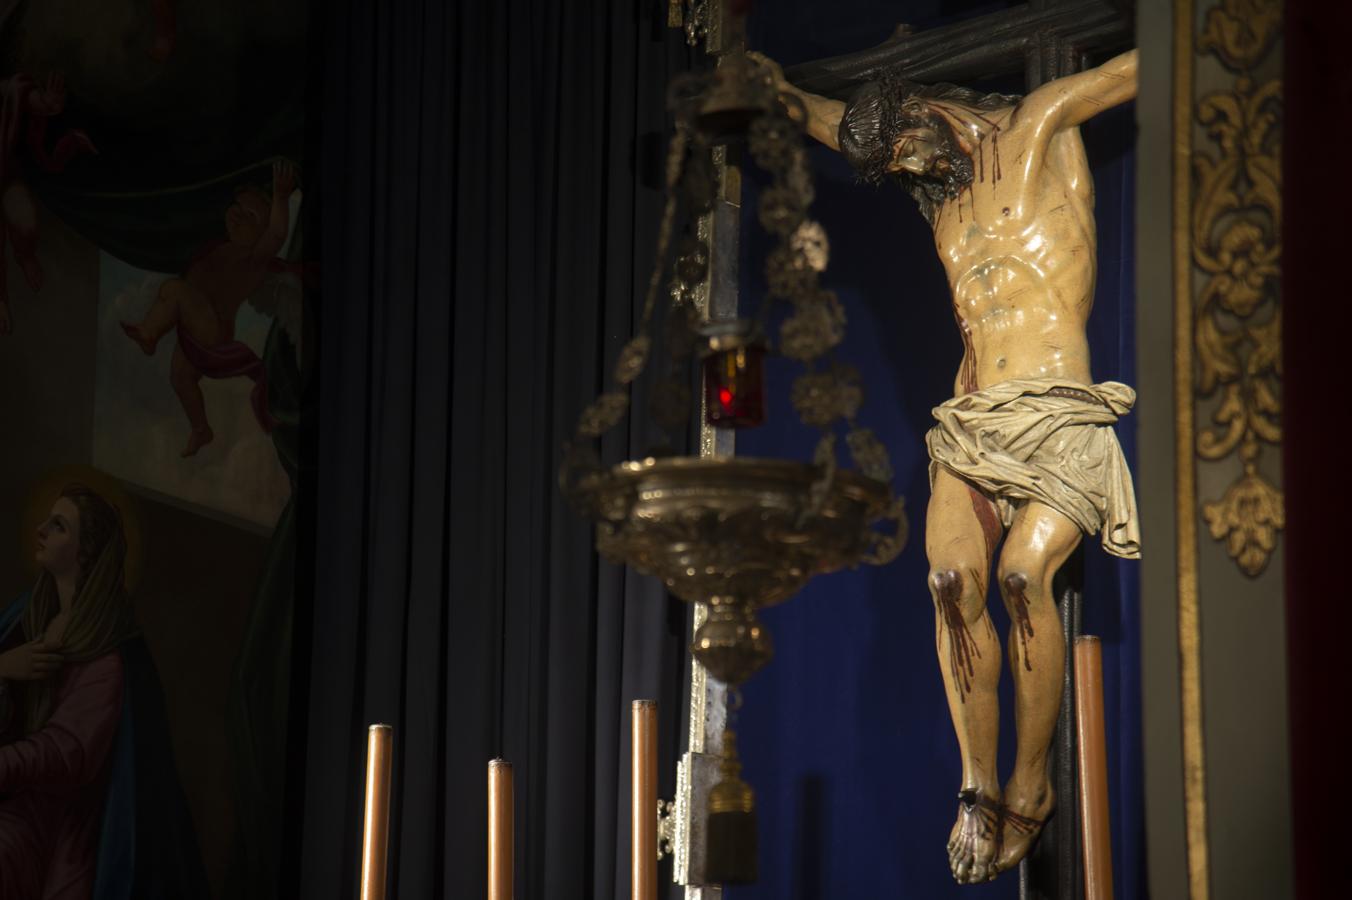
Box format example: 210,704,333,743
1280,1,1348,897
727,2,1143,897
0,209,99,597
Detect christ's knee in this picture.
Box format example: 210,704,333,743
997,568,1053,619
997,546,1054,597
929,567,985,625
998,567,1063,678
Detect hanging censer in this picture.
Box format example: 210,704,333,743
560,27,908,887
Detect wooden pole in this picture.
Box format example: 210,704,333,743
1074,636,1114,900
632,699,658,900
360,724,394,900
488,760,514,900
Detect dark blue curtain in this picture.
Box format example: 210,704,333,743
291,2,692,897
729,3,1144,898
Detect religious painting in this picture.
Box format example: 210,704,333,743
0,2,311,898
2,468,209,898
95,185,300,526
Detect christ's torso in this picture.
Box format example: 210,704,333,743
930,124,1096,395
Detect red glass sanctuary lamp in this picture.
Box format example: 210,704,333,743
702,320,766,428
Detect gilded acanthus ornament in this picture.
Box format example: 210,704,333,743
1191,0,1283,576
1198,0,1281,71
1202,469,1285,577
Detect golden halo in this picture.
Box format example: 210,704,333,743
20,466,144,593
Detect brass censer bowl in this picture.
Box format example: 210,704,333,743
572,455,894,685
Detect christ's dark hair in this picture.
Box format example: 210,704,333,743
838,71,1021,223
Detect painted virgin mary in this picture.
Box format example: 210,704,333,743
0,483,207,899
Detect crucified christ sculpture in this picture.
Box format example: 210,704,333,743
757,48,1140,883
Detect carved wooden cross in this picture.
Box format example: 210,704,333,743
782,0,1134,93
781,4,1135,899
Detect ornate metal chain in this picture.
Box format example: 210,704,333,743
561,55,907,563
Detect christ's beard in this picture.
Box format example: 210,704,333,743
922,148,973,198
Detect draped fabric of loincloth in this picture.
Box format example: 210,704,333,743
925,377,1141,559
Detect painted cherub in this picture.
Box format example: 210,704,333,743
121,160,297,457
0,72,96,336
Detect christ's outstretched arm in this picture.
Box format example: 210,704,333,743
1015,48,1138,134
750,52,845,151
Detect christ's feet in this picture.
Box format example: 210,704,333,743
947,788,1002,884
181,425,214,457
994,780,1054,874
121,322,156,356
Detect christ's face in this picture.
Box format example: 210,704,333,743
35,498,80,579
888,127,948,177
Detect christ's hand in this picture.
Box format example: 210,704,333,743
747,51,787,92
746,51,844,152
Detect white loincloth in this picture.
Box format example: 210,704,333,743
925,377,1141,559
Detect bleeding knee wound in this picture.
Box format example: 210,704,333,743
930,568,984,619
1001,572,1029,596
929,568,963,600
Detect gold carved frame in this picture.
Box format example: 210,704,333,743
1174,0,1283,896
